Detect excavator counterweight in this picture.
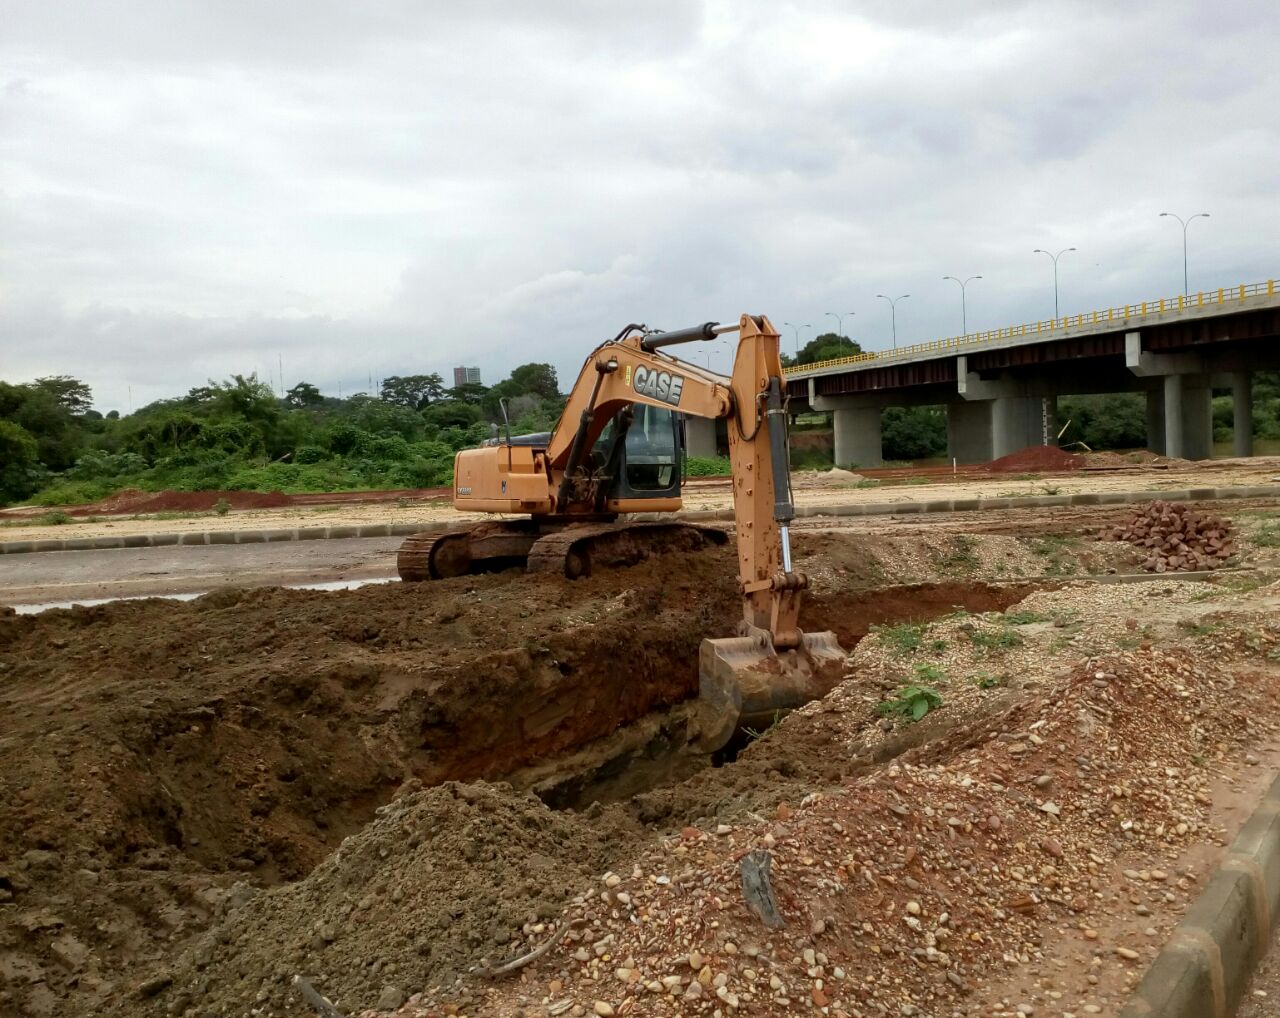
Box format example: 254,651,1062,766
396,313,847,750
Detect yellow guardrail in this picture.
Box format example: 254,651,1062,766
783,278,1278,376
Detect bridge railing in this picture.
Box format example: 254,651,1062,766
783,278,1277,376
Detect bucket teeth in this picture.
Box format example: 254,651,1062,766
696,627,846,752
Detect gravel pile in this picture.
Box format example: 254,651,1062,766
385,645,1277,1018
1099,500,1235,571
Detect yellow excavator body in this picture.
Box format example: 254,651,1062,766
397,314,846,750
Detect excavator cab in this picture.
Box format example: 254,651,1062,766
588,404,683,504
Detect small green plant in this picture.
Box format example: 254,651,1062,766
1003,609,1050,625
972,672,1001,689
877,684,944,723
1039,482,1062,496
743,710,784,741
970,628,1024,652
1179,620,1221,638
872,622,927,654
36,509,72,526
213,497,231,516
912,661,949,685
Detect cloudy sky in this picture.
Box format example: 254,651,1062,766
2,1,1277,413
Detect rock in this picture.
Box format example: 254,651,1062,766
1039,801,1061,816
377,986,406,1010
683,980,703,1000
1116,947,1140,960
1034,774,1053,788
592,1002,615,1016
136,975,172,998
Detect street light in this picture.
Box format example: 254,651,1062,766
1032,247,1076,320
1159,211,1210,296
783,321,811,354
875,294,910,350
824,310,856,338
942,275,981,336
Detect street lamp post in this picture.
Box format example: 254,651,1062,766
942,275,981,336
875,294,910,350
824,310,856,339
1032,247,1076,321
783,321,811,355
1159,211,1210,296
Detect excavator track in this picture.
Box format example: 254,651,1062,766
525,521,729,579
397,520,541,581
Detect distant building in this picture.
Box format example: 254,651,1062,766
453,366,482,387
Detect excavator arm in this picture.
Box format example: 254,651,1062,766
541,314,844,748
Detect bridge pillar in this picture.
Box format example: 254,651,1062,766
1145,389,1166,455
946,401,993,465
684,416,718,458
1163,374,1213,460
832,407,883,467
992,395,1047,459
1233,371,1253,457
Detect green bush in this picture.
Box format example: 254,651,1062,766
685,455,731,476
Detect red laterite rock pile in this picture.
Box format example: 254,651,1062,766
1100,500,1235,572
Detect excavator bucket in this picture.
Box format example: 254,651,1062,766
696,627,847,753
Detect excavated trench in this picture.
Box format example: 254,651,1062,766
0,536,1051,1017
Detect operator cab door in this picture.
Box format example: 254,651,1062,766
593,404,683,503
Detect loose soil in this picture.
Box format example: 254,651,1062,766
1,510,1279,1017
987,444,1085,473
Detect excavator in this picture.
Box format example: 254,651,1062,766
397,314,845,751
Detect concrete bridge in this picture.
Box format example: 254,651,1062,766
773,280,1280,466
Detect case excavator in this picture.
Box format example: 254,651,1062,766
397,314,845,751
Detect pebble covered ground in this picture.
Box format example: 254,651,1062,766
348,566,1280,1018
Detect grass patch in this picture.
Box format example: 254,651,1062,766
971,672,1002,689
912,662,949,685
1255,522,1280,548
685,455,731,477
940,535,980,573
970,628,1025,652
872,622,928,654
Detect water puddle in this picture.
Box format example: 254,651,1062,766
8,577,399,615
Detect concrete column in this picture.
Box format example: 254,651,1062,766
1181,375,1213,460
1163,374,1184,459
946,401,993,465
832,406,883,467
991,395,1046,459
1145,389,1166,455
684,416,717,458
1233,371,1253,457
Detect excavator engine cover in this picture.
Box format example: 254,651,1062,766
696,625,846,752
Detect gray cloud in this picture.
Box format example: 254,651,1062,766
1,0,1277,411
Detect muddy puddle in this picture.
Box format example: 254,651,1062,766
7,576,398,614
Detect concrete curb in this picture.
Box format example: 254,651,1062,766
1119,773,1280,1018
2,484,1278,557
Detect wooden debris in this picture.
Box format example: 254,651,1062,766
740,848,785,928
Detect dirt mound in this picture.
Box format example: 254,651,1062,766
69,488,293,516
144,782,634,1017
987,444,1084,473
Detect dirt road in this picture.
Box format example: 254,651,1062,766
0,537,400,605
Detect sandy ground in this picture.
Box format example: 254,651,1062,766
2,459,1279,546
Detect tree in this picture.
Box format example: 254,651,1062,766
790,333,863,367
447,382,489,405
881,406,947,461
380,373,446,409
33,376,93,416
421,400,483,429
286,382,324,408
0,420,42,503
507,363,560,400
